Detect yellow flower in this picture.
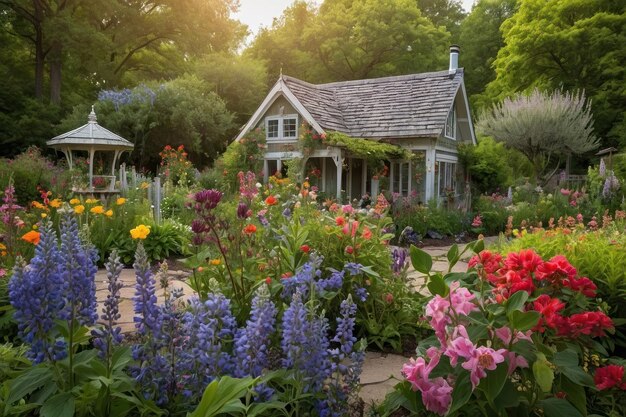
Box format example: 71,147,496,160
85,198,98,204
90,205,105,214
140,181,150,190
105,209,113,217
69,198,80,205
209,259,221,266
74,205,85,214
116,197,126,205
130,224,150,240
32,201,45,210
49,198,62,208
41,213,47,218
0,243,6,250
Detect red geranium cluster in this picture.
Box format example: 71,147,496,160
469,249,613,339
594,365,626,391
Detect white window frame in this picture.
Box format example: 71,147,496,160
444,107,456,140
390,160,411,197
265,114,298,141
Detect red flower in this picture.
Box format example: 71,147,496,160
503,249,543,274
335,216,345,226
535,255,577,283
300,244,310,253
531,294,565,332
281,271,293,279
563,276,597,297
164,145,172,151
177,145,184,151
243,224,257,235
345,246,354,255
265,277,272,285
594,365,626,390
362,226,372,240
265,195,277,206
560,311,613,338
468,250,502,275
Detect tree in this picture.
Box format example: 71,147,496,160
458,0,518,101
417,0,467,42
477,89,599,182
60,76,235,170
246,0,450,86
484,0,626,146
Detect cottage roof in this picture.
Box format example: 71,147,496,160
47,107,134,151
282,69,464,139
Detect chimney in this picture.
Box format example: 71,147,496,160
449,45,460,75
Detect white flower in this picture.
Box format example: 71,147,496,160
255,182,262,189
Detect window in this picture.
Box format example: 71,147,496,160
265,115,298,140
436,161,457,199
444,107,456,139
391,161,410,197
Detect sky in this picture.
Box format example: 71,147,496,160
234,0,477,37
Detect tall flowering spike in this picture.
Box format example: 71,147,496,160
194,189,223,210
182,293,236,393
599,158,606,177
332,296,358,356
59,213,98,325
132,241,161,337
8,222,66,363
92,250,124,359
233,284,277,378
281,292,309,369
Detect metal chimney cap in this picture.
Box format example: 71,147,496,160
450,45,460,54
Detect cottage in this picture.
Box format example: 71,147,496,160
236,46,476,204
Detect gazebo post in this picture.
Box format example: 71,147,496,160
88,147,95,191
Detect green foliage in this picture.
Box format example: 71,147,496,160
458,136,514,194
485,0,626,147
393,200,464,238
0,148,70,205
247,0,449,86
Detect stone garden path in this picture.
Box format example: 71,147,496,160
94,238,495,407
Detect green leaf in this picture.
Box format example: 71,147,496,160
532,358,554,393
446,244,459,266
427,273,449,297
508,310,540,331
561,376,587,416
189,376,256,417
506,291,529,313
493,380,521,410
447,371,472,415
553,350,594,387
479,362,508,404
471,239,485,254
409,245,432,274
41,392,75,417
539,398,584,417
7,366,55,404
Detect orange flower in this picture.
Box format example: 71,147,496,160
243,224,257,234
49,198,62,208
69,198,81,205
90,205,105,214
209,259,221,266
32,201,46,210
362,226,372,240
265,195,277,206
105,209,113,217
22,230,41,245
74,205,85,214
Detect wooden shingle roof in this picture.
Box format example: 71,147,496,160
282,69,463,139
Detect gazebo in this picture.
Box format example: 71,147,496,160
47,106,134,193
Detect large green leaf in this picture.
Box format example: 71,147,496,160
532,357,554,393
189,376,256,417
447,371,472,415
506,291,529,313
40,392,75,417
410,245,432,274
539,398,584,417
561,376,587,416
553,350,594,388
446,244,459,267
508,310,540,331
427,273,449,297
7,366,55,404
479,362,509,404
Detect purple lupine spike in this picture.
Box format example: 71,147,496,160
58,214,98,326
132,242,162,338
9,221,66,363
92,250,124,359
233,284,277,378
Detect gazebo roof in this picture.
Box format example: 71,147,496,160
47,107,134,151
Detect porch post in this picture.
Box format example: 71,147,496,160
88,147,95,191
263,160,269,182
322,158,327,192
332,152,343,200
362,160,367,196
425,147,436,201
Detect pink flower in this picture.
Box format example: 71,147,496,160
421,377,453,415
445,326,475,366
560,188,571,196
402,357,429,391
576,213,584,223
449,282,478,316
0,268,6,278
471,215,483,228
462,346,507,389
505,351,529,375
341,204,354,214
425,295,451,345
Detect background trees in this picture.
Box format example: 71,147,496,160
1,0,624,174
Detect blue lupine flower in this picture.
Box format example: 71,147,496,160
58,214,98,326
9,221,66,363
132,242,161,338
282,207,292,218
354,286,368,302
332,297,357,356
182,293,236,391
234,284,277,378
344,262,363,276
316,269,344,293
92,250,124,359
391,248,408,274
